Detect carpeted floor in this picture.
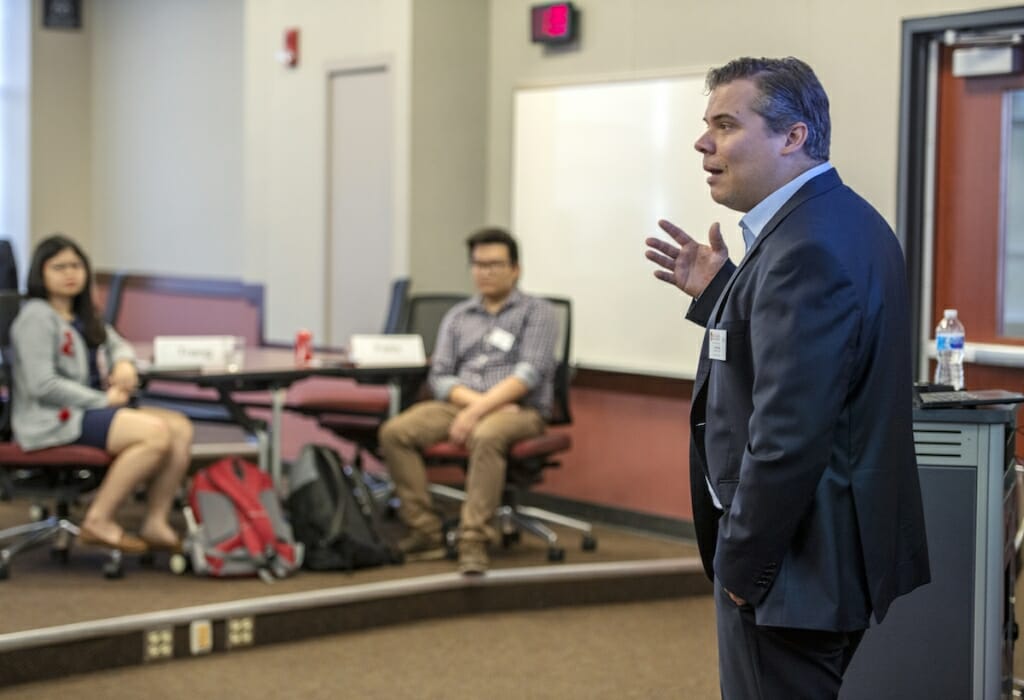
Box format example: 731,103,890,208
0,494,695,634
0,489,713,698
0,597,720,699
7,489,1024,699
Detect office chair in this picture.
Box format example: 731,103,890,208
380,278,411,337
420,297,597,562
290,279,426,458
290,290,463,510
0,291,124,579
393,293,467,356
101,270,127,326
0,239,17,291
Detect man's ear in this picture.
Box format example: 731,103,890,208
780,122,809,155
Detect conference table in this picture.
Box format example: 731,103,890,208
134,344,428,488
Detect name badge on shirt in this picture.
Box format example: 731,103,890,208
708,329,727,361
487,327,515,352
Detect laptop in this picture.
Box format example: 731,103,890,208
916,388,1024,409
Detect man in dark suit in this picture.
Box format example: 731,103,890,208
645,57,930,698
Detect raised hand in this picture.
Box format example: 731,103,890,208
645,219,730,298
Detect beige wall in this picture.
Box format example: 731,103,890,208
243,0,414,341
30,0,92,254
27,0,1023,336
408,0,489,295
89,0,244,279
246,0,491,340
485,0,1023,233
27,0,490,341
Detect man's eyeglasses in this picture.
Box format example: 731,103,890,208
470,259,511,272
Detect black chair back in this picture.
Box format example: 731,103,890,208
400,294,468,356
0,290,21,348
0,290,23,440
542,297,573,426
401,292,572,425
0,240,17,292
102,271,127,327
381,278,411,334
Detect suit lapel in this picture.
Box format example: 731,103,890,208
691,169,843,403
705,169,844,328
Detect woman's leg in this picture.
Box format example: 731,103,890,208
81,409,172,544
136,407,193,544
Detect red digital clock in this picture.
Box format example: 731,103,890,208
531,2,579,45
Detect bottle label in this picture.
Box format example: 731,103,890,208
936,333,964,351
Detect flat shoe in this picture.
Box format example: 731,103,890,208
141,538,183,555
79,525,149,555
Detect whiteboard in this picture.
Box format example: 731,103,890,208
513,74,744,379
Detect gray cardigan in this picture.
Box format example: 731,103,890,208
10,298,134,451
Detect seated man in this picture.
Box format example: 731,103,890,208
379,227,558,575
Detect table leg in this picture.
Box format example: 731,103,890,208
256,430,269,473
388,380,401,417
270,386,286,489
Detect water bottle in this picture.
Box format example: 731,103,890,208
934,309,965,390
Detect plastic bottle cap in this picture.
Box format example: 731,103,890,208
943,309,957,319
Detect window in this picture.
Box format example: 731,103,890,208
1004,90,1024,336
0,0,30,287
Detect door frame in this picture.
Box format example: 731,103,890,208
900,6,1024,379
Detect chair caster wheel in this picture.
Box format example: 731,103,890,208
547,547,565,562
103,550,124,579
28,504,48,521
169,553,189,575
502,531,521,548
0,562,9,580
581,534,597,552
444,528,459,560
50,547,70,564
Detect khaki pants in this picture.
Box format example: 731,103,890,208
378,401,545,542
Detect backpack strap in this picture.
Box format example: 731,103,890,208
315,447,349,545
206,458,278,565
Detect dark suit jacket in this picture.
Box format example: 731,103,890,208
687,168,930,632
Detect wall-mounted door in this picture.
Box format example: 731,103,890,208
932,41,1024,392
326,65,394,348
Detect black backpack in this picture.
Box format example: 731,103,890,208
286,444,400,571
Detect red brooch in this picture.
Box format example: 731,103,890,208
61,331,74,357
58,407,70,423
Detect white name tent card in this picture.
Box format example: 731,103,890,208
349,334,426,367
153,335,243,369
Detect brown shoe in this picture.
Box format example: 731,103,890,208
79,525,149,555
398,528,445,561
458,539,489,575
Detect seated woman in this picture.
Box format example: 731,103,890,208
9,234,193,554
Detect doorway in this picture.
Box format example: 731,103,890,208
900,6,1024,396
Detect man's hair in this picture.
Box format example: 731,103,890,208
466,227,519,266
706,57,831,162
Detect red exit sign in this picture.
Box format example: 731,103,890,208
531,2,579,45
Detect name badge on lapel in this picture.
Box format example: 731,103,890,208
708,329,727,361
487,327,515,352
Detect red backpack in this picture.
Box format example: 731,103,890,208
184,457,303,580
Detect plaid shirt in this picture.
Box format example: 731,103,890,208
429,289,558,417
